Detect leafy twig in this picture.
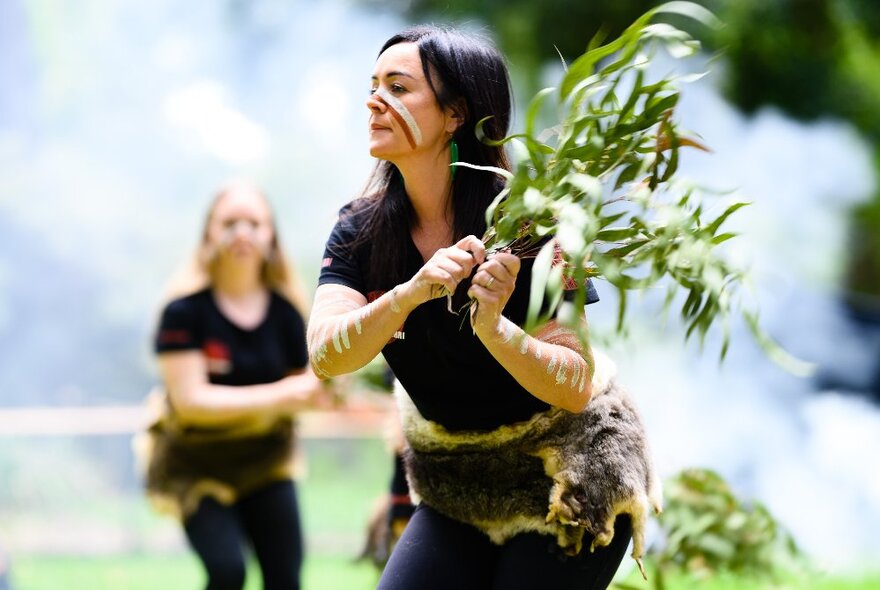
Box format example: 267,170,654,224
454,1,812,374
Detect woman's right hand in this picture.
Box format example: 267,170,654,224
283,371,338,413
398,235,486,307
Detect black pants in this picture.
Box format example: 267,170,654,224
377,504,632,590
184,479,303,590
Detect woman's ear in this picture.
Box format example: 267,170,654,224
445,98,467,134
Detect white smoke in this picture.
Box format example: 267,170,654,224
601,54,880,571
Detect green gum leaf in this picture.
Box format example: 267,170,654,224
526,240,556,331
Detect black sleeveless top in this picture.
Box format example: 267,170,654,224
318,203,599,432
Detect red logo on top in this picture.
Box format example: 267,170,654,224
203,339,232,374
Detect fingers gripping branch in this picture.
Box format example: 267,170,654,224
309,237,484,378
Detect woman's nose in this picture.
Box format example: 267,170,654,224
231,220,256,238
366,93,386,113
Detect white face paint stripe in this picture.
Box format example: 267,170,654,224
375,87,422,148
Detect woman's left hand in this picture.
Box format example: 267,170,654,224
467,252,521,335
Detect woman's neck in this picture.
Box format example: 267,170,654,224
211,267,270,330
212,262,265,299
397,148,454,231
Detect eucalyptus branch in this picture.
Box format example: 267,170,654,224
455,1,812,375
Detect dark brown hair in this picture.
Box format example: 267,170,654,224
352,25,513,289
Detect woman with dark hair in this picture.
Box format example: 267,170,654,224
141,181,331,590
309,27,645,589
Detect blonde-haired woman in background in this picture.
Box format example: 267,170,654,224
142,181,330,590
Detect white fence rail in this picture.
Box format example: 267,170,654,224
0,403,392,438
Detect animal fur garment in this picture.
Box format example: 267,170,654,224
134,388,298,520
397,350,662,578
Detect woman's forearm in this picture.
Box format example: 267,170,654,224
477,317,593,413
307,285,413,378
172,373,316,427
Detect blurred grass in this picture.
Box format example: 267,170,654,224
10,553,379,590
297,437,392,550
3,437,879,589
10,554,879,590
1,436,393,589
614,568,880,590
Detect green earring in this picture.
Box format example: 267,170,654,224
450,139,459,180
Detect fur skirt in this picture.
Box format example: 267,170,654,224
397,350,662,575
133,388,298,520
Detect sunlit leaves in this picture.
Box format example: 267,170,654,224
473,2,803,369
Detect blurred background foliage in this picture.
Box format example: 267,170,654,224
635,468,805,589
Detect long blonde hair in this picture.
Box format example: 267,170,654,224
162,182,310,316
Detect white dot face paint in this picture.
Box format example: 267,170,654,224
221,219,257,241
214,217,273,259
374,87,422,149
